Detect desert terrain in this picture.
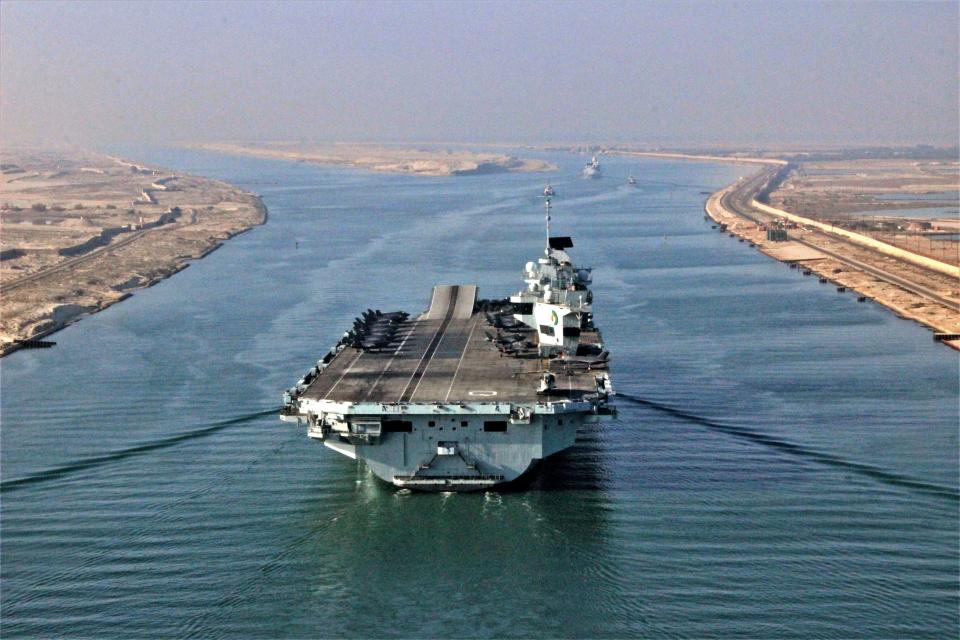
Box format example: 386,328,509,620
702,155,959,348
0,149,266,354
768,159,959,265
194,142,555,176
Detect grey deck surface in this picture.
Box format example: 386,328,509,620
302,285,602,405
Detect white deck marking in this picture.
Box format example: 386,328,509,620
408,316,461,401
323,350,364,400
362,324,417,400
443,314,482,402
396,319,446,402
398,287,459,402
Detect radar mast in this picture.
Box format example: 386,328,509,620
544,197,552,256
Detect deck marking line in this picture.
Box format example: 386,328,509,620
443,314,482,403
409,310,464,401
398,286,459,403
397,319,446,402
323,350,364,400
363,324,418,400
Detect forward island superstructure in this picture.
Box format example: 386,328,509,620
281,197,615,491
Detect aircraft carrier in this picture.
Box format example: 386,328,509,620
281,198,615,491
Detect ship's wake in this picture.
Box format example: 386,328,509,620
616,392,958,502
0,408,277,493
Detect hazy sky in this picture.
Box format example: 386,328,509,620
2,0,957,147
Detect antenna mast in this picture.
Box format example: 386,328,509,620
544,197,552,255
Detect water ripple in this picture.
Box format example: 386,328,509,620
617,392,959,502
1,409,278,493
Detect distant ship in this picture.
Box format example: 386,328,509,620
582,156,601,179
627,175,637,186
543,184,556,197
281,198,615,491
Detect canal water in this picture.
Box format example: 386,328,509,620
2,149,957,638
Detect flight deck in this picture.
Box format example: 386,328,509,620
300,284,604,406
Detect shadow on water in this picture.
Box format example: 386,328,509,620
177,431,617,638
257,472,614,638
0,408,278,493
531,424,611,492
617,392,959,502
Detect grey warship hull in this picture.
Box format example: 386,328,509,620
282,284,614,491
282,197,614,491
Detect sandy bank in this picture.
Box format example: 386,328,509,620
192,142,556,176
704,169,960,348
613,150,787,166
0,149,267,355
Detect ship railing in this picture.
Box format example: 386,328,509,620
392,474,505,486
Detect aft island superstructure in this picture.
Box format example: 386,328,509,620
281,198,615,491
